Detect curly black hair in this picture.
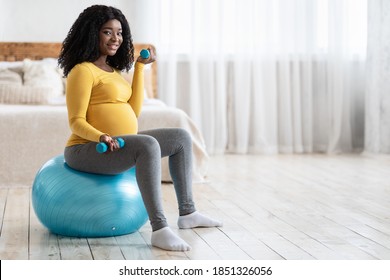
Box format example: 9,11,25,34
58,5,134,77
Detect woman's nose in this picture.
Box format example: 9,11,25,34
111,34,118,41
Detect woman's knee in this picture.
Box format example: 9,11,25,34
137,128,192,155
144,136,161,153
174,128,192,149
125,135,161,157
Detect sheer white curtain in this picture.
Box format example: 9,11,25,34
365,0,390,153
154,0,367,155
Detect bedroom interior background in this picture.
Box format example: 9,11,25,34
2,0,383,156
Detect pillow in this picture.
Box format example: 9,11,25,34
23,59,64,97
0,68,23,85
0,84,62,104
0,59,65,104
0,61,24,72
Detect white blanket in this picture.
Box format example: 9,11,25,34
0,102,208,187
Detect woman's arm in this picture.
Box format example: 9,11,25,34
128,62,145,117
66,64,105,142
129,48,156,117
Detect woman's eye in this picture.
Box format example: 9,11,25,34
103,31,111,35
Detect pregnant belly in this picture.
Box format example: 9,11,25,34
88,103,138,136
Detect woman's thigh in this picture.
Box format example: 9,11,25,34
64,133,161,175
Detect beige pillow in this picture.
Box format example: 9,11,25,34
0,61,24,75
23,59,64,97
0,68,23,85
0,84,62,104
0,59,65,104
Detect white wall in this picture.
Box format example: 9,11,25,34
0,0,159,44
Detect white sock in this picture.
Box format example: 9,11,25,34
178,211,223,229
151,227,191,251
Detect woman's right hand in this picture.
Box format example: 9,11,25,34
136,47,156,65
99,134,120,153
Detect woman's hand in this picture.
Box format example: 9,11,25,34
99,134,121,153
136,47,156,64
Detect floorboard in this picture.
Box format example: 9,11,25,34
0,153,389,260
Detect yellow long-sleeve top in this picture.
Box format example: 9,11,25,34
65,62,144,147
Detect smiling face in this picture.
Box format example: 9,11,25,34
98,19,123,56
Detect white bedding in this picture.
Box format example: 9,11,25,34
0,102,208,187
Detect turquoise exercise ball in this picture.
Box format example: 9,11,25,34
32,155,148,238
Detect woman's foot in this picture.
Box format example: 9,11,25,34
151,227,191,251
178,211,223,229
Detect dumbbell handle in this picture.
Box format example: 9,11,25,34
96,137,125,153
140,49,150,59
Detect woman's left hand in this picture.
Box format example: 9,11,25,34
136,47,156,64
99,134,121,153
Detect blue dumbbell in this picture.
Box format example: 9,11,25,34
96,137,125,153
140,49,150,59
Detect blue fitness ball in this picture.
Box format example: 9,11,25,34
32,155,148,238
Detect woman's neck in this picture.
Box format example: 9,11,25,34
93,55,113,72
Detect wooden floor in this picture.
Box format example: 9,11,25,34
1,153,390,260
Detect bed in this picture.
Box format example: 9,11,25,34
0,42,208,187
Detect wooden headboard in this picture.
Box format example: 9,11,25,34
0,42,158,98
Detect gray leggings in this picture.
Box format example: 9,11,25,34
64,128,196,231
